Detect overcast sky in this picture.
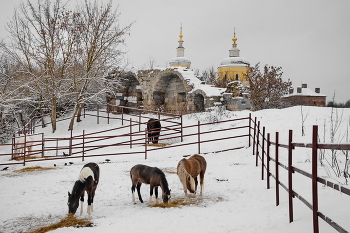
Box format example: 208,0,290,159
1,0,349,103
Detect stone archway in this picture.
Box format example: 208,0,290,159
153,73,187,113
106,72,142,113
194,93,205,112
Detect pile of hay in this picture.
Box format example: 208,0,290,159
148,198,197,208
14,166,56,173
28,215,93,233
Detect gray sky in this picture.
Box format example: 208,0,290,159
1,0,349,103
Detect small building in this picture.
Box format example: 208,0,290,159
284,84,326,107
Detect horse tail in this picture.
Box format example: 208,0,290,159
177,160,195,192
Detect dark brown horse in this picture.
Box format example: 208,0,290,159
130,164,171,204
147,118,161,144
68,162,100,216
177,154,207,199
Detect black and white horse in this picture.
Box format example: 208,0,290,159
130,164,171,204
68,163,100,216
147,118,161,144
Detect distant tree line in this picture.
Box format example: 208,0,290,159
327,100,350,108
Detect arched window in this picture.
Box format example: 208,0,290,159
235,74,239,80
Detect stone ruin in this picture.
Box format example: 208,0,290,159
107,67,251,114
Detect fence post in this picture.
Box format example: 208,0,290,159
82,130,85,161
69,130,73,156
23,131,26,166
181,114,183,142
145,128,147,160
139,112,141,132
262,126,265,180
256,121,260,166
267,133,270,189
11,137,14,160
249,113,251,147
288,129,294,223
198,121,201,154
121,107,124,125
56,139,58,157
312,125,319,233
253,117,257,155
41,133,44,158
130,118,132,149
275,132,279,206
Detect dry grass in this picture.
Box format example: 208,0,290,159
14,166,57,173
148,198,197,208
149,196,225,208
27,215,93,233
162,167,177,174
147,143,168,147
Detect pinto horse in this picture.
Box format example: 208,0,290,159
130,164,171,204
177,154,207,199
147,118,161,144
68,162,100,216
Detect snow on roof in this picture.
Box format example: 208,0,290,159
219,56,250,67
285,87,326,97
175,67,226,97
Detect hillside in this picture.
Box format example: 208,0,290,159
0,106,349,233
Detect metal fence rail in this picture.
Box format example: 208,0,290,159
251,115,350,233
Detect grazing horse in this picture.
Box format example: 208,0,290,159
177,154,207,199
147,118,161,144
68,162,100,216
13,135,34,158
130,164,171,204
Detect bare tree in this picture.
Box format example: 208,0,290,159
245,63,291,111
2,0,132,132
201,66,224,87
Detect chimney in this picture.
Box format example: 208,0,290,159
289,88,294,94
297,87,302,93
315,88,320,93
302,83,307,88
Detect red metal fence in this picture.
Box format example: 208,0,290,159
1,109,349,232
251,115,350,233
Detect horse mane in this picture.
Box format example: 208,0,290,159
71,180,86,197
153,167,169,191
177,160,195,191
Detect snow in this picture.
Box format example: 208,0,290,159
0,106,350,233
285,87,326,97
219,56,250,67
176,67,226,97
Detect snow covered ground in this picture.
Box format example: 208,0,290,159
0,106,349,233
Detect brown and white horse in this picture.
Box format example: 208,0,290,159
177,154,207,199
68,163,100,216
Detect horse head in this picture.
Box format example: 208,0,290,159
162,189,171,203
186,175,196,194
67,191,80,214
